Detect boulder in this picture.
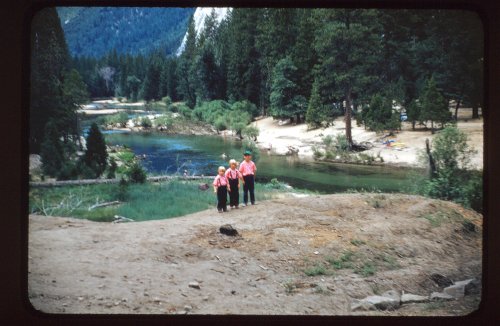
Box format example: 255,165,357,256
351,300,376,312
401,293,429,304
352,295,400,311
455,278,480,295
188,281,201,289
443,283,465,299
430,292,454,301
430,273,453,287
219,224,239,237
381,290,401,303
198,183,209,191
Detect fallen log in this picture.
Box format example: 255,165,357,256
112,215,134,223
30,175,217,187
88,201,121,211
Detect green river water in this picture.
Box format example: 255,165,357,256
103,131,418,194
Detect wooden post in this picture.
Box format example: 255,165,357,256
425,138,437,178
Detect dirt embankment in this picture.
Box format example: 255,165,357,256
28,194,482,316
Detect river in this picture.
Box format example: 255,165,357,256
103,131,417,194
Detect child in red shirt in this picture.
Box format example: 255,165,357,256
239,150,257,206
213,166,228,213
225,159,243,209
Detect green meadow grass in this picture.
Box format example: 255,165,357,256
29,179,305,222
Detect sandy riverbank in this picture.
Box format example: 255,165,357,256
251,108,483,169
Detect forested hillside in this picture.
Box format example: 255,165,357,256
57,7,195,57
71,9,483,130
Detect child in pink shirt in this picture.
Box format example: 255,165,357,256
213,166,228,213
239,150,257,206
225,159,243,209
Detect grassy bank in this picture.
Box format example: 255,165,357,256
29,179,311,222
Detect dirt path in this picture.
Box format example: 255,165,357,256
28,194,482,315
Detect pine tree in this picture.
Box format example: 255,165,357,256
420,77,451,134
142,59,161,102
195,45,219,101
177,15,197,108
306,79,328,129
314,9,382,149
165,59,179,101
269,56,307,122
362,94,396,132
30,7,71,153
256,8,298,113
291,9,317,99
61,69,89,148
126,75,141,102
83,123,108,178
40,120,66,177
226,9,261,107
406,99,421,130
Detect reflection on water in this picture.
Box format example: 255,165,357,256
104,132,416,194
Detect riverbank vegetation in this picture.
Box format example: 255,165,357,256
29,179,310,222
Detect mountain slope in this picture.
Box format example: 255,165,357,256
176,7,231,56
57,7,195,57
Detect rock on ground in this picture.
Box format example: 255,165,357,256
401,293,429,304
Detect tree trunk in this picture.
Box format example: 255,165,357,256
412,120,416,131
296,113,301,124
431,120,434,134
425,138,437,179
472,104,479,119
454,99,461,121
345,88,353,149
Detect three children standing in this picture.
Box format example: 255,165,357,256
213,150,257,213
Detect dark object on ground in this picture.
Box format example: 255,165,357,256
220,224,238,236
352,141,374,151
430,273,453,287
462,220,476,233
198,183,209,191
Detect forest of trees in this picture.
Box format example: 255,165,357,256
68,8,483,147
56,7,195,57
31,8,483,167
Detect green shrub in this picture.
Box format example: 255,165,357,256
355,262,376,277
335,134,349,152
312,146,323,159
178,104,192,119
117,177,128,201
214,118,227,132
304,264,327,276
242,139,260,163
231,100,259,118
57,161,79,180
105,112,129,127
140,116,152,129
419,126,482,212
350,239,366,246
327,251,355,270
322,135,334,148
126,162,147,183
242,125,259,141
154,114,174,128
106,157,117,179
266,178,287,190
162,96,172,107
